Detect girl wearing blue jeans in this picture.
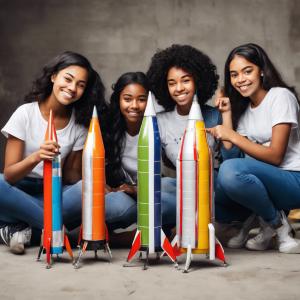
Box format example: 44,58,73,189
207,43,300,253
0,52,107,254
105,72,176,234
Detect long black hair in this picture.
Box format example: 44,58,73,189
224,43,298,129
106,72,149,187
24,51,107,128
146,44,219,111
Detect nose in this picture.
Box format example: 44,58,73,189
175,82,184,92
237,73,246,83
68,81,76,92
131,99,139,109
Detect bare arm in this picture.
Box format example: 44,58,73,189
206,123,291,166
62,150,82,184
4,135,59,184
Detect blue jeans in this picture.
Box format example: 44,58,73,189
105,177,176,230
215,158,300,226
0,174,82,230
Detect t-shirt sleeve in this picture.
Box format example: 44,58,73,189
270,89,299,129
1,105,27,140
72,125,88,151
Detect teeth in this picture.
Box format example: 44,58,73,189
62,91,73,99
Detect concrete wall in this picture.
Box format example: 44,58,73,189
0,0,299,171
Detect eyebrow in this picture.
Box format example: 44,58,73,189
65,72,86,83
167,74,191,81
230,66,253,73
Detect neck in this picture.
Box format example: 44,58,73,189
126,121,141,136
176,102,192,116
40,95,70,118
250,88,268,108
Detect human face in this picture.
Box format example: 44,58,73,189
167,67,196,115
119,83,148,128
229,55,265,102
51,65,88,106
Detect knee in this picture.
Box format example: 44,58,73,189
0,174,11,189
217,159,246,191
161,177,176,193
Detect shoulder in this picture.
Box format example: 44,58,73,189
268,87,297,102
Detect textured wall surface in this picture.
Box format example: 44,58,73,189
0,0,299,170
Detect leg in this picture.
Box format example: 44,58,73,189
105,191,137,230
0,174,43,229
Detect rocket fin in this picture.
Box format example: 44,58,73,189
77,224,83,246
160,230,176,262
105,224,109,242
127,230,141,262
171,235,182,257
215,238,226,263
46,237,51,268
64,233,73,259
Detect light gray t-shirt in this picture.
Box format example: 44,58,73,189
1,102,88,178
237,87,300,171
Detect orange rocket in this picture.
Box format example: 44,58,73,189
75,106,111,268
37,110,73,268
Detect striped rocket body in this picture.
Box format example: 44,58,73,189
43,111,64,255
127,92,176,265
82,107,106,242
137,106,161,253
173,96,225,270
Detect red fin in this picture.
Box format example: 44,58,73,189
127,230,141,262
161,230,176,262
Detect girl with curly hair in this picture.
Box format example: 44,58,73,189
207,43,300,253
0,51,107,254
146,44,236,175
105,72,176,234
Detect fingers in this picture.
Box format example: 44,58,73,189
41,140,60,154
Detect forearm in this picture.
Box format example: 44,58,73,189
221,111,233,150
230,132,282,165
4,152,40,184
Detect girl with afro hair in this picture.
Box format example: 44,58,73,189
147,44,237,171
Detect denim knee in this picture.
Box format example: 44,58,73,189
218,158,246,193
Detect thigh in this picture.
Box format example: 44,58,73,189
233,158,300,209
105,191,137,222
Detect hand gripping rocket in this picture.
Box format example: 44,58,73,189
37,110,73,268
172,96,226,273
74,107,112,268
125,92,177,269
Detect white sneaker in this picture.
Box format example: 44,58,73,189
0,224,31,255
246,218,276,251
227,214,257,249
277,212,300,254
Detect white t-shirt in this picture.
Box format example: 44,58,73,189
157,108,216,167
237,87,300,171
1,102,88,178
121,132,139,184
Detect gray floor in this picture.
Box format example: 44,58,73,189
1,225,300,300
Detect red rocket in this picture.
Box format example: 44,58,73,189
74,107,111,268
172,96,226,272
37,110,73,268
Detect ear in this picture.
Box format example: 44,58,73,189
51,73,57,83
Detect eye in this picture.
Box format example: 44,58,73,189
244,69,252,75
230,73,237,78
139,96,147,102
64,77,72,82
78,82,86,89
168,81,176,87
183,79,190,83
123,97,132,102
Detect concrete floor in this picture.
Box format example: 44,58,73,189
1,226,300,300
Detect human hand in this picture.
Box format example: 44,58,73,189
206,125,234,142
34,140,60,162
113,183,137,195
214,88,231,114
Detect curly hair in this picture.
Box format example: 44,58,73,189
224,43,299,129
146,44,219,111
24,51,107,128
106,72,149,187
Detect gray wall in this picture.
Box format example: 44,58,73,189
0,0,299,171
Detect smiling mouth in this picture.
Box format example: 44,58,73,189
62,90,74,99
237,84,251,92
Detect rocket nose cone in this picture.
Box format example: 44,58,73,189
189,95,203,120
144,91,156,117
92,106,98,118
